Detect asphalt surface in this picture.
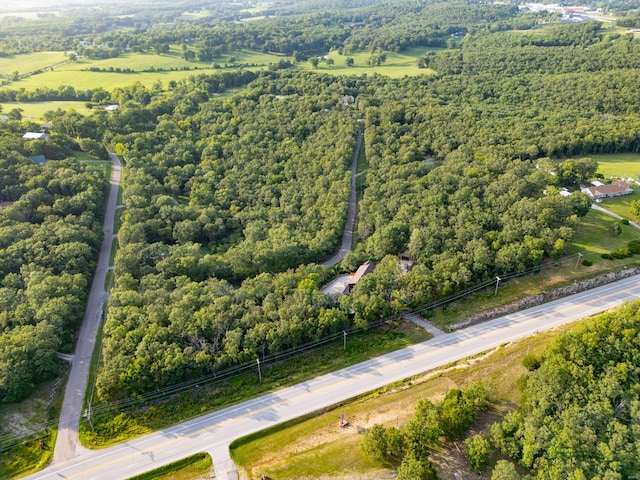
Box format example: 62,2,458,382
401,311,445,337
27,273,640,480
323,128,362,267
52,153,122,464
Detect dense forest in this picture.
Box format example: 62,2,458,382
76,17,640,400
490,300,640,479
1,3,640,467
0,0,540,59
0,124,105,404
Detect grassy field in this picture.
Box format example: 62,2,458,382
231,322,568,479
0,101,92,120
2,46,437,93
570,207,640,254
0,51,68,78
308,47,439,77
592,153,640,179
595,188,640,221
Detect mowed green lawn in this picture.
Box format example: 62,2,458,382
594,188,640,221
0,101,91,120
592,153,640,179
0,51,69,77
570,207,640,256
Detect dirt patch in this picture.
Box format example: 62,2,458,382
430,411,502,480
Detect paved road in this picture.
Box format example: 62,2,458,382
401,311,445,337
27,274,640,480
323,128,362,267
52,153,122,463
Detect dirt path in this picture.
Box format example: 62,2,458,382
323,128,362,267
52,152,122,463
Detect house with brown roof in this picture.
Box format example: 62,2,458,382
343,260,375,295
585,181,633,199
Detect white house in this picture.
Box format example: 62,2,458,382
22,132,50,141
585,181,633,199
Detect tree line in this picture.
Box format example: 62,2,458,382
0,126,105,404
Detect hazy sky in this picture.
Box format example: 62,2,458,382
1,0,114,12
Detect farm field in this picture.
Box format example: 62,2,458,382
0,101,91,120
1,47,438,93
0,51,68,78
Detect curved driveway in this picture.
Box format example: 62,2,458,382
28,274,640,480
53,153,122,463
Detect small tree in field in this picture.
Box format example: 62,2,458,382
465,434,489,473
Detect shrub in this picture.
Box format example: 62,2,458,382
611,248,632,259
629,240,640,254
522,353,541,371
601,253,613,260
621,219,630,225
581,259,593,266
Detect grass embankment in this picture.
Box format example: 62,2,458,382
231,323,567,479
80,321,432,448
126,452,212,480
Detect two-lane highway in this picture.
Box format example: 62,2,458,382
28,274,640,480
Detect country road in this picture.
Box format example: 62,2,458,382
323,128,362,267
26,273,640,480
52,152,122,463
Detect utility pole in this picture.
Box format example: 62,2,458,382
343,330,347,352
494,276,501,296
256,358,262,382
575,252,583,269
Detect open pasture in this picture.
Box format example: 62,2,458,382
591,152,640,179
310,47,440,77
0,51,68,78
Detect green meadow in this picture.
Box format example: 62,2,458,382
570,207,640,256
2,46,437,93
592,153,640,179
308,47,440,77
593,188,640,221
0,51,69,78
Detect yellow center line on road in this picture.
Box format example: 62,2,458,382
66,280,640,478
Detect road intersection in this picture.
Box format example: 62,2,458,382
26,273,640,480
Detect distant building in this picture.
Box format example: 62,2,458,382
340,95,355,106
585,181,633,199
104,104,120,111
22,132,50,141
343,260,375,295
41,122,53,131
